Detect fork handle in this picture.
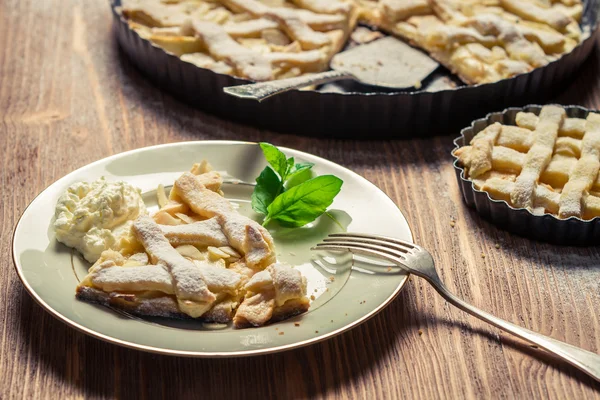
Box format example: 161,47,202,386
433,283,600,382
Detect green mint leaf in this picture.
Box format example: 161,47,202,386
251,166,281,215
259,143,288,179
266,175,343,227
286,157,295,178
287,162,314,180
285,163,314,189
295,161,315,170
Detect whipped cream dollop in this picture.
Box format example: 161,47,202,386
53,178,147,262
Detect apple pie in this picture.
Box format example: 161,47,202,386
76,162,310,328
454,105,600,220
357,0,583,84
119,0,584,85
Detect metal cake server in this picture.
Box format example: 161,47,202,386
223,36,439,102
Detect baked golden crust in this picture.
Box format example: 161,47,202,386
76,286,238,323
234,297,310,328
455,105,600,220
75,163,310,328
232,263,308,328
121,0,358,81
121,0,583,85
357,0,582,84
77,286,192,320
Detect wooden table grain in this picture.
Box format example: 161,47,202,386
2,1,600,399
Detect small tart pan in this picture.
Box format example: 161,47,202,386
452,105,600,246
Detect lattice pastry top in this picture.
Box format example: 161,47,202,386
121,0,358,81
76,164,310,328
121,0,584,84
121,0,585,84
357,0,583,84
455,105,600,220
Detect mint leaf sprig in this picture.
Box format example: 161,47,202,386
251,143,343,228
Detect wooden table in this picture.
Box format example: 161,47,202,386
1,1,600,398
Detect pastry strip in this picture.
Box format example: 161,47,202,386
193,260,242,295
559,113,600,217
88,260,174,294
500,0,572,31
191,20,274,81
263,8,332,49
511,105,565,209
121,0,199,27
270,263,307,307
382,0,431,22
482,177,561,215
159,217,229,247
291,0,352,15
233,263,308,328
517,22,570,54
220,0,331,49
464,14,548,68
455,123,501,178
223,19,279,38
294,9,349,31
133,216,216,317
174,172,276,269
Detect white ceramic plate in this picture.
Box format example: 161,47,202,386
13,141,412,357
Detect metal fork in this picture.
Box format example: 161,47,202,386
312,233,600,382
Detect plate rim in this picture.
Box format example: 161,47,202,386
12,140,412,357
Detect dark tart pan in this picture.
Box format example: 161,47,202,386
452,104,600,245
111,0,599,137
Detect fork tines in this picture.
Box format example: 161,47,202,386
311,233,414,261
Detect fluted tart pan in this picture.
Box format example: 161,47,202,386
452,104,600,245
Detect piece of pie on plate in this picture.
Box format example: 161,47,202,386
120,0,359,81
454,104,600,220
76,163,310,328
356,0,583,84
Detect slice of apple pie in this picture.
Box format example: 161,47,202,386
120,0,359,81
76,162,309,328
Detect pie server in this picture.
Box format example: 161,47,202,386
223,36,439,102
